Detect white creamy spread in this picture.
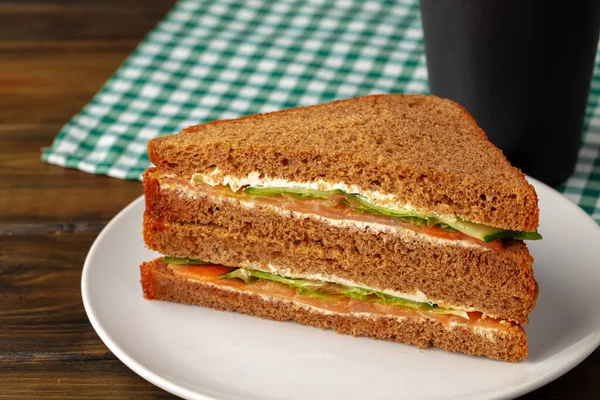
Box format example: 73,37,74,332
192,169,410,211
449,321,502,335
190,170,469,225
183,279,500,334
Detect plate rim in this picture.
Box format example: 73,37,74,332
81,176,600,400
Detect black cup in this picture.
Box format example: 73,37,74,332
420,0,600,187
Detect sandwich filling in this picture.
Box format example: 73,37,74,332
165,257,513,332
189,171,541,244
156,172,540,250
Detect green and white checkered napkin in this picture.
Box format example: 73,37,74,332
41,0,600,222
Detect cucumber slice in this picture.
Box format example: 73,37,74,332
512,231,543,240
435,216,506,243
436,217,543,242
243,186,344,200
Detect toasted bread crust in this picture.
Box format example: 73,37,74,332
143,170,538,324
140,258,528,362
148,94,539,231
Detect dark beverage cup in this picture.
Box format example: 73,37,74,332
420,0,600,187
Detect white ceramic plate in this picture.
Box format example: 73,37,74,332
82,178,600,400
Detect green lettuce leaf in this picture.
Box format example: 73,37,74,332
343,193,423,219
220,268,330,298
243,186,344,200
218,267,256,283
219,266,468,317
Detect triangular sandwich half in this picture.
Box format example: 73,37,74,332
140,94,541,362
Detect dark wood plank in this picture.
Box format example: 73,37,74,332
0,230,173,400
0,359,176,399
0,126,143,225
0,0,176,42
0,231,172,399
0,0,175,126
0,232,117,355
0,45,144,126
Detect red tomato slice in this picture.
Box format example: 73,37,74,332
418,225,504,251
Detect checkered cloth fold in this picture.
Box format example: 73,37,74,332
41,0,600,222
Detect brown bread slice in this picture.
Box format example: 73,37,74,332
148,94,538,231
140,258,529,362
143,170,538,324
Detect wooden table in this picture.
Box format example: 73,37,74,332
0,1,598,398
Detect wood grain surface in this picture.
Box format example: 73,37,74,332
0,1,597,399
